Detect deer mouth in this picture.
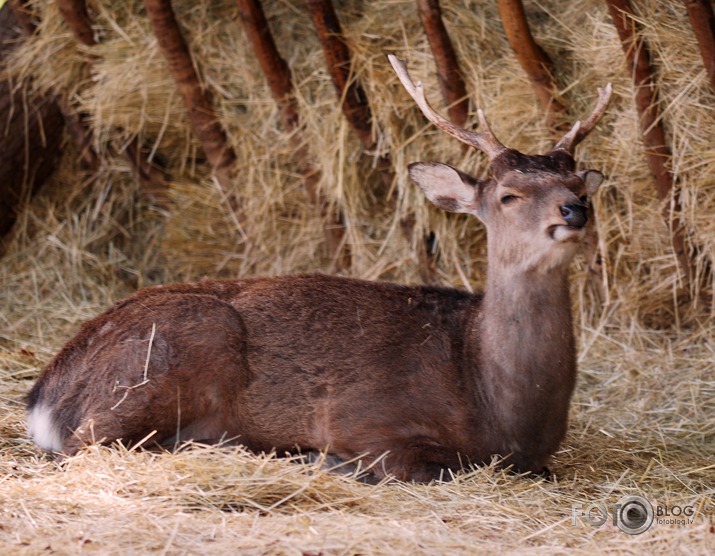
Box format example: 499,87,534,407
549,224,586,243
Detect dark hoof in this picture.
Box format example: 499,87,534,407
534,466,554,481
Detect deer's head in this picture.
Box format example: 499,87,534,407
388,55,611,273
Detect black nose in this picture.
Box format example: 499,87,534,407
560,204,588,228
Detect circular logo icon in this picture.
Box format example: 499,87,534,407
615,495,654,535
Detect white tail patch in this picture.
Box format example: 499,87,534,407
27,404,63,452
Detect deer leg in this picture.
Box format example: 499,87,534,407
294,450,379,484
387,448,463,483
346,438,466,484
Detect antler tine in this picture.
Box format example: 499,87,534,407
553,83,613,154
388,54,506,160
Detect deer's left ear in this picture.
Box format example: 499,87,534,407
408,162,483,215
579,170,604,197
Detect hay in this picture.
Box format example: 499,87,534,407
1,0,714,552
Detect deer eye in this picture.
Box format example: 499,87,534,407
500,194,519,205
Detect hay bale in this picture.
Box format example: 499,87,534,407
1,0,713,552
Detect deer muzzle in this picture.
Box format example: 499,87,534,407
559,203,588,229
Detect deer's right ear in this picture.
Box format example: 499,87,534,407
408,162,482,215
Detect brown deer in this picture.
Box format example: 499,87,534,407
26,55,612,482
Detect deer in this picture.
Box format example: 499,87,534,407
26,54,612,483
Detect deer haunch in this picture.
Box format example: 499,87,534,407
27,293,251,454
26,55,612,482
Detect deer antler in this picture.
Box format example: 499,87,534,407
388,54,507,160
552,83,613,154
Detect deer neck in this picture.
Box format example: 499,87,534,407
470,260,577,468
479,263,575,362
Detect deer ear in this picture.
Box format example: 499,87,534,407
579,169,604,197
408,162,481,214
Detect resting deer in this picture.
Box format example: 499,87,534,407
26,55,611,482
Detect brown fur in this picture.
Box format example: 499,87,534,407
27,144,604,482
